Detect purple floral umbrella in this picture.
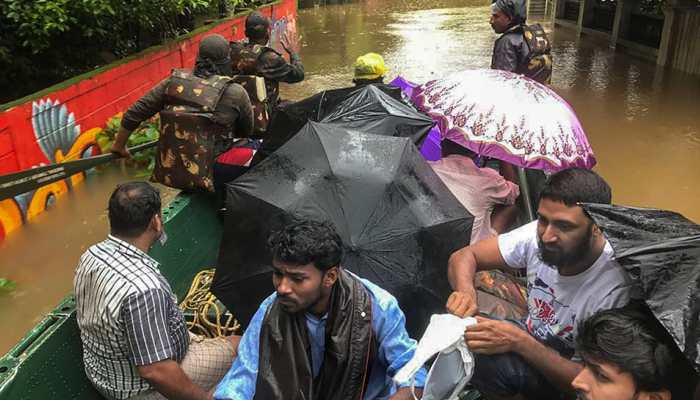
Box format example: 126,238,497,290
408,69,596,172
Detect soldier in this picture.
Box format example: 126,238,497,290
111,34,254,192
229,11,304,112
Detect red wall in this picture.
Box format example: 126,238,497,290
0,0,297,242
0,0,296,175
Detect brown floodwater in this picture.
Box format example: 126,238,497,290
1,0,699,354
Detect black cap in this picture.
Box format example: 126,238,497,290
245,11,270,30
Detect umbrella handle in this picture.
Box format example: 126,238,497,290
517,167,536,222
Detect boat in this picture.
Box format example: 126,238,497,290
0,169,543,399
0,192,221,399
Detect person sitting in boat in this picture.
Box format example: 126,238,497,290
74,182,241,400
429,139,520,244
573,305,689,400
110,34,254,193
352,52,387,87
230,11,305,110
213,219,427,400
446,168,633,399
490,0,553,84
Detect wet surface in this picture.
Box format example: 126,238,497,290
284,0,700,222
2,0,699,354
0,166,177,353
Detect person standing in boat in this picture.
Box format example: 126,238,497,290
213,219,427,400
230,11,305,111
111,34,254,193
446,168,633,399
74,182,241,400
490,0,553,84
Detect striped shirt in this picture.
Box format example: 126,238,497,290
74,235,189,400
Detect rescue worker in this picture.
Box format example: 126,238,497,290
230,11,305,111
111,34,254,193
352,52,387,87
490,0,553,84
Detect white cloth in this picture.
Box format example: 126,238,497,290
395,314,477,400
430,156,519,243
498,221,632,354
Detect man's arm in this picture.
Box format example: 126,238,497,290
259,51,304,83
112,79,168,156
446,236,509,317
466,316,582,394
137,360,210,400
366,284,427,397
213,294,276,400
121,289,208,400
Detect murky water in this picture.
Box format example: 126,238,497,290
1,0,699,354
0,167,177,353
285,0,700,222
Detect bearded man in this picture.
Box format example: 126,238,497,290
446,168,632,399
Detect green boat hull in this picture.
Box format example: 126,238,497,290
0,193,221,399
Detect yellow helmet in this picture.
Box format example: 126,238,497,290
353,53,387,80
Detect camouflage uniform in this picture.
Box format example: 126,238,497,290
122,70,253,192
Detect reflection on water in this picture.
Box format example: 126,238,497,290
2,0,700,354
284,0,700,222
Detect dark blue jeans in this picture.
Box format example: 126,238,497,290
469,321,564,399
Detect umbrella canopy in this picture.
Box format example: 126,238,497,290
412,69,596,173
213,121,474,336
320,85,434,145
584,203,700,372
254,84,432,164
253,84,405,162
390,76,442,161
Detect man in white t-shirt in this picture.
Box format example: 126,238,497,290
445,168,632,399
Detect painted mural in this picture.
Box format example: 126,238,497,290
0,0,298,243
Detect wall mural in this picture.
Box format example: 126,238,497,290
0,0,297,243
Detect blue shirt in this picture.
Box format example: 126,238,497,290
214,274,428,399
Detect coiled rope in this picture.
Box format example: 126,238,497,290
179,269,240,338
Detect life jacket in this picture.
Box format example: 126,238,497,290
154,69,234,192
230,74,269,137
520,24,553,85
230,41,280,133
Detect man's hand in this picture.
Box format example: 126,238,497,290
280,31,300,55
111,126,133,159
389,387,422,400
446,289,478,317
464,316,528,355
110,143,132,159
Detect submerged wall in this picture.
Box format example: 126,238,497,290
0,0,297,242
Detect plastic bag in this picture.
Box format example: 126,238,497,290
395,314,477,400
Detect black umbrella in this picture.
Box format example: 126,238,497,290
213,121,473,336
320,85,434,145
253,84,430,163
584,203,700,372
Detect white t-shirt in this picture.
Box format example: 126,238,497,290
498,221,632,358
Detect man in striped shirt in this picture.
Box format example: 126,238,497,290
74,182,239,400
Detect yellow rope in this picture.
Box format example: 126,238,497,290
179,269,240,338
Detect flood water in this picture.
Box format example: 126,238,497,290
1,0,699,354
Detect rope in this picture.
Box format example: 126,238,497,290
179,269,240,338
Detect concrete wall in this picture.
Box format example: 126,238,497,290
667,8,700,74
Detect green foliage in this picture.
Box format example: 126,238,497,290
96,115,159,177
0,0,273,103
0,278,16,293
